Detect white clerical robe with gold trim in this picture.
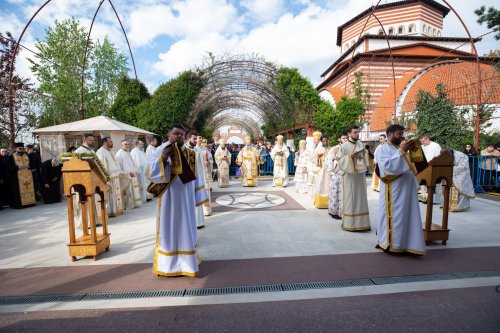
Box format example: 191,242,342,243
116,149,142,209
338,140,371,231
375,143,426,255
148,142,208,277
96,147,124,216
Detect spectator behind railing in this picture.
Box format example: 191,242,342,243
480,143,500,192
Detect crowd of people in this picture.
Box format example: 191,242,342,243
1,125,499,278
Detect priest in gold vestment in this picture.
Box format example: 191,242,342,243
313,135,331,208
6,143,36,209
215,139,231,188
270,135,290,187
236,136,260,187
337,125,371,231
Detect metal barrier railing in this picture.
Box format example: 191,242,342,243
228,151,296,177
468,156,499,193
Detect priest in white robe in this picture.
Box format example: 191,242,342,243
215,140,231,188
200,138,212,216
313,135,331,208
145,137,158,201
337,125,371,231
326,133,348,219
186,133,205,229
131,140,148,204
375,124,426,255
419,135,442,203
96,137,124,216
294,140,309,194
371,134,386,192
148,124,208,277
441,149,475,212
307,131,322,196
270,135,290,187
116,140,142,209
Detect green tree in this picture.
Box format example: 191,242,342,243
29,18,129,127
475,6,500,40
109,76,150,125
138,71,203,135
88,37,129,116
414,83,471,150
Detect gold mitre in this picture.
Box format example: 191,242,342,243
276,134,284,140
244,136,251,141
313,131,322,140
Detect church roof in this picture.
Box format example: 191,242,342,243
370,61,500,131
336,0,451,46
32,115,156,135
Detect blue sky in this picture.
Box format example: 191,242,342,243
1,0,498,93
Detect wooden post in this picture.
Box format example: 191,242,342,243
424,185,434,231
80,199,89,236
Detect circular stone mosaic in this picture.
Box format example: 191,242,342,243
215,192,286,209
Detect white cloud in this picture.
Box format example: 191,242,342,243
241,0,285,23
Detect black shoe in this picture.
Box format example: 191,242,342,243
333,215,341,220
197,225,205,229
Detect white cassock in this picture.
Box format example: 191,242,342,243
375,143,426,255
420,141,442,202
116,149,142,209
199,146,212,216
312,144,330,208
307,144,318,196
270,144,290,187
293,149,310,194
96,147,124,216
192,145,206,228
145,144,156,201
131,147,148,204
148,142,208,277
326,145,342,217
441,151,475,212
338,140,371,231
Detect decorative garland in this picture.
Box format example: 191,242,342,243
59,152,111,181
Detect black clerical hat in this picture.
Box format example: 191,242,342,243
14,142,24,148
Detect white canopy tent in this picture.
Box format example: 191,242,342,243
32,116,156,161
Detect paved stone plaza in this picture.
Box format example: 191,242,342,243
1,177,500,331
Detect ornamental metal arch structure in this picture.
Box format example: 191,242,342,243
7,0,137,146
186,55,286,140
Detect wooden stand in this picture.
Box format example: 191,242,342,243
62,156,110,261
416,153,453,245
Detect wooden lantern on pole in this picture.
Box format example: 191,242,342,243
62,156,110,261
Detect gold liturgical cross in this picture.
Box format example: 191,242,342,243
23,181,31,189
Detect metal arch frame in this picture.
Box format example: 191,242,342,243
7,0,138,145
187,56,286,137
340,0,483,149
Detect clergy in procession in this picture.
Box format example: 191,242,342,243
375,124,426,255
5,143,36,209
270,135,290,187
145,137,158,201
40,158,62,204
215,139,231,188
308,131,322,195
441,149,475,212
96,137,125,217
186,132,206,229
116,140,142,209
200,138,213,216
293,140,309,194
131,140,148,204
148,124,208,277
74,133,95,153
236,136,260,187
419,134,442,203
312,135,331,209
371,134,386,192
337,125,371,231
326,132,348,220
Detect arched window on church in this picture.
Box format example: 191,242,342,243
422,24,426,34
408,24,415,33
398,26,405,34
427,26,432,34
388,27,395,35
432,28,436,36
378,28,384,35
345,43,349,49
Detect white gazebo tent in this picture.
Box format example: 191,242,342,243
32,116,156,161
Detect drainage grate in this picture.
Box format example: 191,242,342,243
282,279,373,291
371,273,457,285
1,270,499,306
185,284,282,296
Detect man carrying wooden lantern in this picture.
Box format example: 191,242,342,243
375,124,426,255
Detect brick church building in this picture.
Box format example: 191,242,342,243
317,0,500,140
